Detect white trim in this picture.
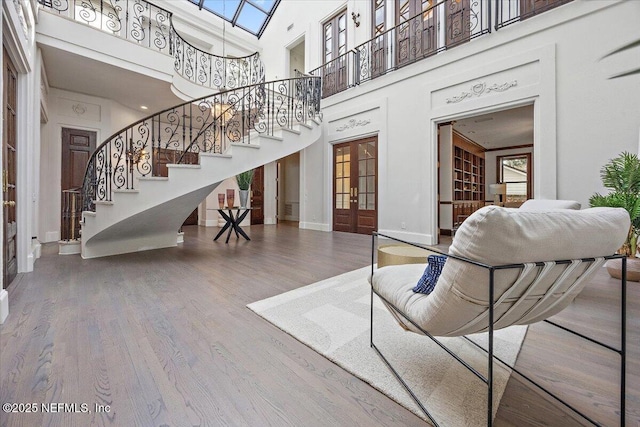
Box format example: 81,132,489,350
299,221,331,232
377,229,433,246
0,289,8,324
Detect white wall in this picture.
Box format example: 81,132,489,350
262,0,640,244
39,88,147,242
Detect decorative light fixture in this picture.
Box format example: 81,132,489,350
351,11,360,27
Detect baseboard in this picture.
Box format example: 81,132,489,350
377,229,434,245
200,219,218,227
264,217,276,225
299,222,331,232
177,232,184,244
59,240,81,255
0,289,8,324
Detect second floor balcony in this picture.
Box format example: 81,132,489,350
311,0,572,99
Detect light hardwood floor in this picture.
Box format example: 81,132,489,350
0,225,638,426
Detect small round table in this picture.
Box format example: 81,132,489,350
377,244,435,268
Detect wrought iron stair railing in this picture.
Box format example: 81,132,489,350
38,0,265,90
79,76,321,214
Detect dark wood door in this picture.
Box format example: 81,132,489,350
333,137,378,235
445,0,471,48
61,128,96,239
396,0,437,67
3,47,18,287
61,128,96,191
322,10,348,97
520,0,572,19
251,165,264,225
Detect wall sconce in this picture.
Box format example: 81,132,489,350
351,12,360,27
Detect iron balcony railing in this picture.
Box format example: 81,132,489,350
38,0,265,90
311,0,572,98
79,76,322,212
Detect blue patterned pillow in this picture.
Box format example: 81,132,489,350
413,255,447,294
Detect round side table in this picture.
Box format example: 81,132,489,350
377,244,435,268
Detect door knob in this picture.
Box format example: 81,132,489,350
3,200,15,207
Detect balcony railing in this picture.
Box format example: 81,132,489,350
311,0,572,98
80,76,322,212
38,0,265,90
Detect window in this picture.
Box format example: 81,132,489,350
498,154,532,205
372,0,386,37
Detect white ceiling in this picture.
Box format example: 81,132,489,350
452,105,534,150
40,45,183,113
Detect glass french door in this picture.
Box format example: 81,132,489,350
333,137,378,234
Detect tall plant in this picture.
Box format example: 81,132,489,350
236,169,254,191
589,151,640,257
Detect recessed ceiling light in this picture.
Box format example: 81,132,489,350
140,105,148,110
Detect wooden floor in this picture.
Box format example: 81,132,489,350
0,225,638,426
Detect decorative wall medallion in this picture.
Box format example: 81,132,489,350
336,118,371,132
72,103,87,116
446,80,518,104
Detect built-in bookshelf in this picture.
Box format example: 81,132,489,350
451,132,486,229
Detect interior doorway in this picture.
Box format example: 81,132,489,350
333,136,378,234
277,153,300,224
3,47,18,287
288,37,305,77
437,104,534,238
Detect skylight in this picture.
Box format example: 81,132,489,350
188,0,280,38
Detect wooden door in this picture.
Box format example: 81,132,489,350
61,128,96,234
251,166,264,225
322,10,348,96
445,0,471,48
3,47,18,287
371,0,387,78
520,0,572,19
396,0,437,67
333,137,378,235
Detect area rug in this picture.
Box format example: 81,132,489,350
247,266,528,426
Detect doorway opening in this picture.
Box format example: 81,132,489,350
277,152,300,226
437,104,534,238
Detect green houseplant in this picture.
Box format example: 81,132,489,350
590,151,640,280
236,169,254,208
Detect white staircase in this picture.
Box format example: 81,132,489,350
80,121,321,258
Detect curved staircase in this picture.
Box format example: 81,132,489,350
78,76,322,258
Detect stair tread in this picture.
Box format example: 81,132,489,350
138,177,169,181
167,164,201,169
114,189,139,193
231,142,262,148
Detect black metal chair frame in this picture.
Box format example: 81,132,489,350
370,232,627,427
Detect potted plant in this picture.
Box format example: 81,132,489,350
589,151,640,281
236,169,254,208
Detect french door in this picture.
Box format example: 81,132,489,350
333,137,378,235
395,0,438,67
3,47,18,286
322,9,348,97
445,0,471,48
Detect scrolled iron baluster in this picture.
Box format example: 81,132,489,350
213,57,225,88
103,0,123,33
153,8,169,51
198,53,210,86
49,0,70,13
130,0,146,43
112,133,126,189
77,0,98,25
174,36,183,72
184,44,195,81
